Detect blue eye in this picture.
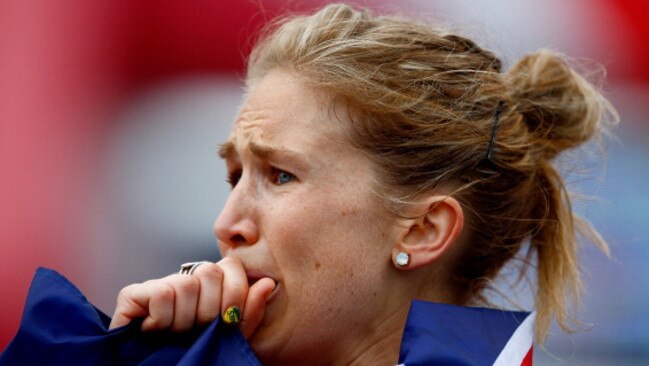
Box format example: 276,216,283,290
275,170,295,185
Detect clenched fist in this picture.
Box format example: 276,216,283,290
109,257,276,339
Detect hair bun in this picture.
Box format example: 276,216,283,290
506,50,615,160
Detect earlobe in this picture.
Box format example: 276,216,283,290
392,195,464,271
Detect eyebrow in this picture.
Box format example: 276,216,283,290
249,140,286,158
218,140,235,160
218,139,303,163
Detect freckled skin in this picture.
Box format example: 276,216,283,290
214,69,407,366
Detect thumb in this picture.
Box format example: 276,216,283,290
239,277,276,339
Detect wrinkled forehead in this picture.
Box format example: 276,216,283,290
225,69,352,152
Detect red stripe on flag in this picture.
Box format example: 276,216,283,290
521,347,533,366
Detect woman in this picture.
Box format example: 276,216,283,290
2,3,616,365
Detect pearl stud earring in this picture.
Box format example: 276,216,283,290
395,252,410,267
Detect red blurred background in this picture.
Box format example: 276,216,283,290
2,0,648,363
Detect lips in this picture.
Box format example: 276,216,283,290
229,255,279,291
247,275,263,287
245,270,278,287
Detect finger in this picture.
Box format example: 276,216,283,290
192,262,224,325
240,277,276,339
110,283,150,329
216,257,248,325
140,281,175,331
162,274,200,332
110,280,176,331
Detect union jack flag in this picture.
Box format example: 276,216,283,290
398,301,535,365
1,269,534,365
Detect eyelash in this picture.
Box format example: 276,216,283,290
226,170,242,188
226,167,296,188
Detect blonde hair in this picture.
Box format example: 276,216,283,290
246,3,617,342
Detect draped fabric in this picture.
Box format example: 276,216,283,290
1,268,533,365
0,268,260,365
398,301,534,366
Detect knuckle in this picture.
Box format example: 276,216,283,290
197,263,224,283
196,306,219,324
155,283,176,302
146,317,169,331
218,256,241,267
111,308,129,324
116,287,131,303
176,276,199,294
116,283,138,299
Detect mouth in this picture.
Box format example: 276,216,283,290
247,275,261,287
246,271,278,287
246,271,280,304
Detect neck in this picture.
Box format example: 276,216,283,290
331,301,409,366
332,267,454,366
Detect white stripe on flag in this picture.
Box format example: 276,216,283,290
493,312,536,366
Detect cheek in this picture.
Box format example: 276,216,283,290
268,192,374,261
268,191,389,295
253,187,395,357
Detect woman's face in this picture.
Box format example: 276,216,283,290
214,69,400,364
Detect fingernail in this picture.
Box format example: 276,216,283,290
222,306,241,324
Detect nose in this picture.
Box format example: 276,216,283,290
214,183,260,254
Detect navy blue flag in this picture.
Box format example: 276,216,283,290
0,268,261,365
398,301,534,366
1,268,534,365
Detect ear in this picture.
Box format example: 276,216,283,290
392,195,464,271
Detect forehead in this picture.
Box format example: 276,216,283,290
227,69,346,150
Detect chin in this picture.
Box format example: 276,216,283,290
248,333,285,366
248,321,330,366
247,316,278,358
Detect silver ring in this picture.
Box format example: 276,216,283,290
179,261,210,275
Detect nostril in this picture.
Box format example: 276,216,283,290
230,234,247,246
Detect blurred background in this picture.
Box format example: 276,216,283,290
1,0,647,364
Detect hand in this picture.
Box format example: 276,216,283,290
108,257,276,339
